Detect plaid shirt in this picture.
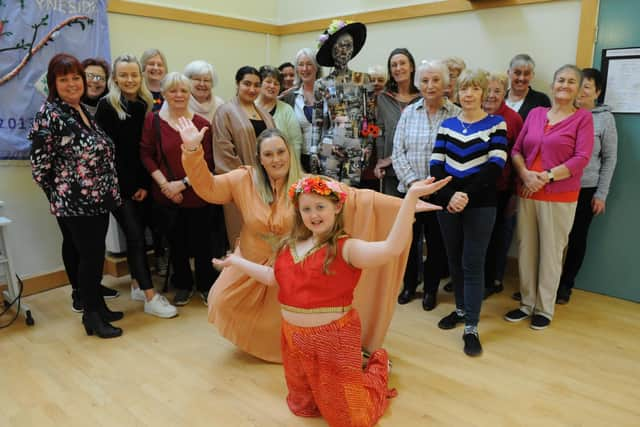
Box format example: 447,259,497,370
391,99,461,193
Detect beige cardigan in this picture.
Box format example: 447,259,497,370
212,97,275,174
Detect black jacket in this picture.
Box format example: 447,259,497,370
95,97,151,198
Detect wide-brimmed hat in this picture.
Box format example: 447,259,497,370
316,20,367,67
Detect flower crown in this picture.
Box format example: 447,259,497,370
288,176,348,205
317,19,353,49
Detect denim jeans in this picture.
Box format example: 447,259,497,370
437,207,496,326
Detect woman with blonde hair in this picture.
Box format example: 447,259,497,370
180,123,419,363
95,54,177,318
444,56,466,104
140,72,217,306
482,72,523,298
141,48,168,112
431,68,508,356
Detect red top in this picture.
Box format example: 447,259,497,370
495,102,524,192
519,123,579,203
274,236,362,309
139,113,214,207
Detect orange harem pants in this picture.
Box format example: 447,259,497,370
280,309,397,427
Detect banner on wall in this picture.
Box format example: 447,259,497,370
0,0,110,160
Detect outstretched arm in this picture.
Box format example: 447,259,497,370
212,254,278,287
343,176,451,269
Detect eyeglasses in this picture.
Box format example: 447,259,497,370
86,73,106,82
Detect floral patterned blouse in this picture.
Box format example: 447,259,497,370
28,99,121,217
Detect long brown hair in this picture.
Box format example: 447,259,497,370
281,185,346,274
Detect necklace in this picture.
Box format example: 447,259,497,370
458,116,472,134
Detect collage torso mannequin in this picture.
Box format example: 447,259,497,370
310,23,376,186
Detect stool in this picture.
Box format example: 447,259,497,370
0,216,34,326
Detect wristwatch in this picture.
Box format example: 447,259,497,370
181,177,191,188
546,169,555,183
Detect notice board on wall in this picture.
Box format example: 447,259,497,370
600,47,640,114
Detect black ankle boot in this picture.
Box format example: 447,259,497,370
397,289,416,305
82,311,122,338
98,297,124,322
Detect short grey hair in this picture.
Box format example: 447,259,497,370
487,72,509,92
294,47,322,84
160,71,191,94
183,60,219,88
509,53,536,71
414,59,450,88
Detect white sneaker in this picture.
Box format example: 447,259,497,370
131,286,146,302
144,294,178,318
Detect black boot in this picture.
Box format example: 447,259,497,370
82,311,122,338
397,288,416,304
98,297,124,322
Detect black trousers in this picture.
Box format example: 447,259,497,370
111,199,153,291
402,210,448,295
484,190,512,288
160,205,218,293
56,214,109,311
560,187,597,290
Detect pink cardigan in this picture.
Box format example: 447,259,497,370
512,106,594,193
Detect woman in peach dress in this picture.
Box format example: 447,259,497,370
181,124,421,363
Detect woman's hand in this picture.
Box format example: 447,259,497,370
522,170,546,194
131,188,148,201
407,176,452,200
592,197,606,215
415,199,442,213
447,191,469,213
212,254,235,269
161,181,184,199
176,116,207,150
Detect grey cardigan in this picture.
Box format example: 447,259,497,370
581,104,617,200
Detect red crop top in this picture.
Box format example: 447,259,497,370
274,236,362,310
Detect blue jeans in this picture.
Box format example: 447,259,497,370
437,207,496,326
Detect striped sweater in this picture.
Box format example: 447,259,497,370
430,114,508,208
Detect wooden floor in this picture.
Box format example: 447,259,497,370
1,273,638,427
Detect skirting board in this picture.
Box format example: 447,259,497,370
0,254,149,299
2,254,517,298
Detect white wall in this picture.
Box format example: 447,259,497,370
131,0,278,23
108,13,280,101
0,162,63,277
277,0,440,23
278,0,582,92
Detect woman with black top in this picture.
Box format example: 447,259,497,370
96,54,178,318
141,48,168,112
30,53,122,338
80,57,109,116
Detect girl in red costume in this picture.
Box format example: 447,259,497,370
213,174,450,427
